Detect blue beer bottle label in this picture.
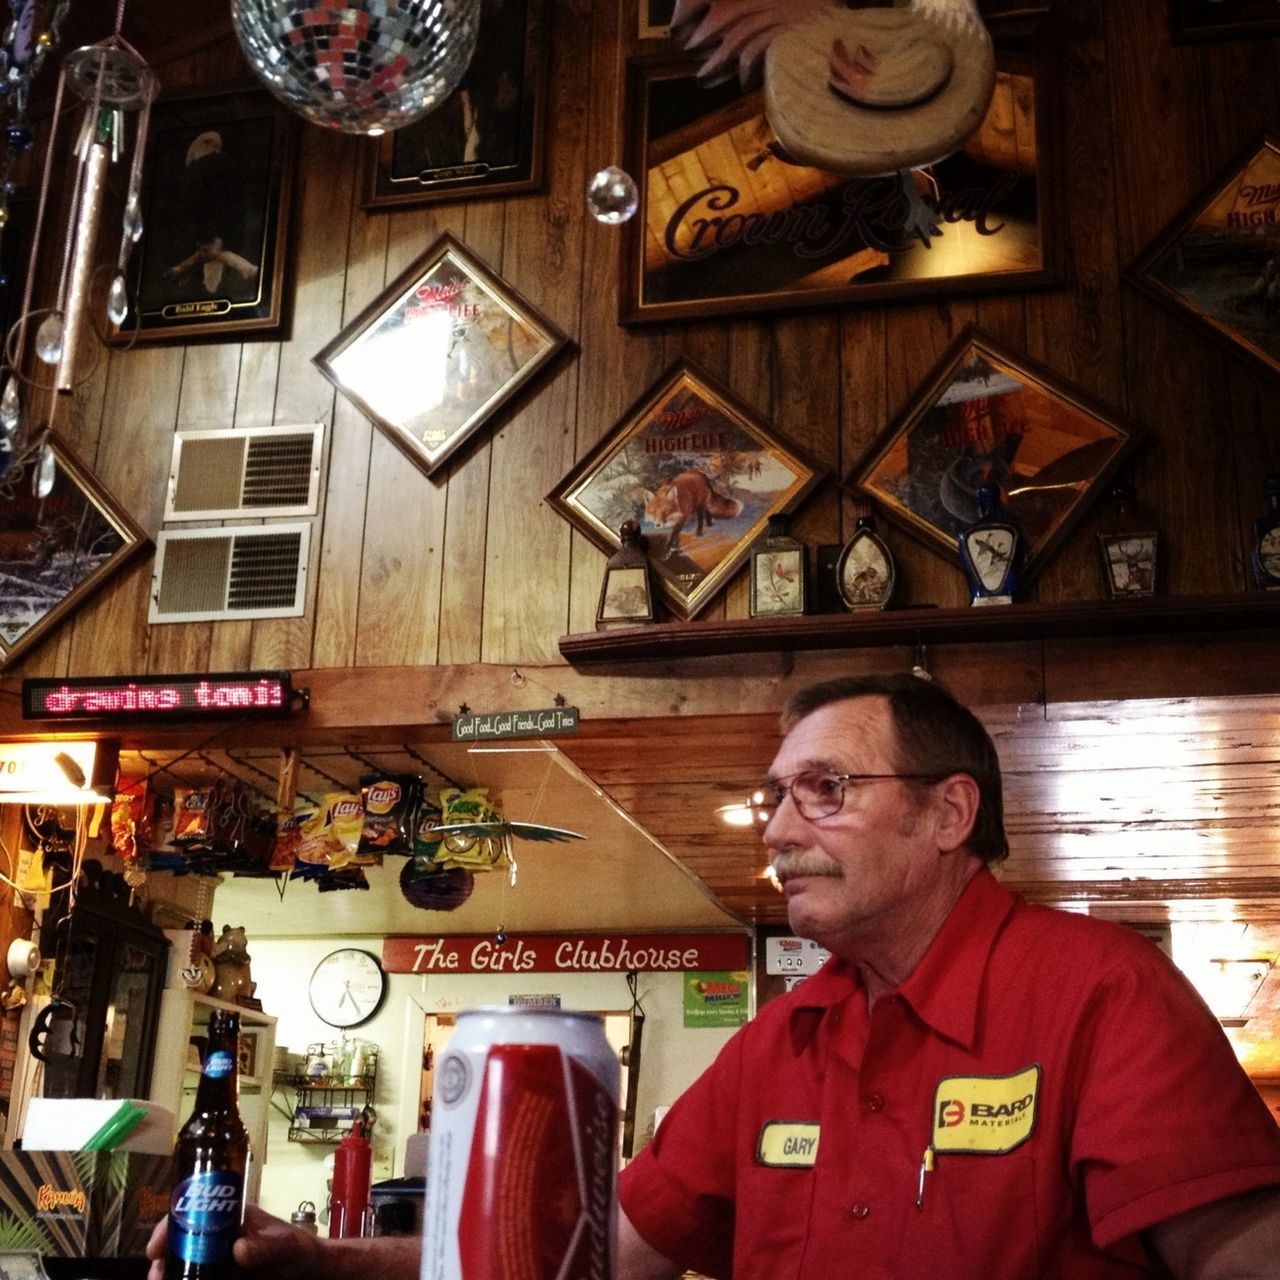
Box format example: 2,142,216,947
203,1050,235,1079
169,1170,243,1265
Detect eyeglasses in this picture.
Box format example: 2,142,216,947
749,769,946,828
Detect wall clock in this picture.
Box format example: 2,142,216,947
308,948,388,1029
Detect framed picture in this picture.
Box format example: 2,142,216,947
361,0,550,209
639,0,676,39
848,327,1142,585
114,87,298,345
314,233,569,478
547,359,825,620
620,18,1059,325
1099,531,1159,597
1169,0,1280,40
237,1031,258,1078
0,433,148,667
1128,133,1280,382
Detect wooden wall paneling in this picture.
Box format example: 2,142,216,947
437,202,506,664
1023,0,1123,404
1022,0,1127,608
300,133,375,670
722,317,776,619
480,0,593,663
1105,1,1236,597
62,345,184,674
356,206,450,667
560,0,668,637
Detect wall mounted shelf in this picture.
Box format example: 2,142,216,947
559,592,1280,664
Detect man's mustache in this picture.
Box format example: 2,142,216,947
771,851,842,881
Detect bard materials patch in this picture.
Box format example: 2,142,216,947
932,1064,1040,1154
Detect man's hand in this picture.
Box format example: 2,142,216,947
148,1204,324,1280
147,1204,423,1280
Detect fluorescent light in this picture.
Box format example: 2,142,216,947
0,740,118,805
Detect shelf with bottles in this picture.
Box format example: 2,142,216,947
275,1038,379,1143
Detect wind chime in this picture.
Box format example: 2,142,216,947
1,0,156,493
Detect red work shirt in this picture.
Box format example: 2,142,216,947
620,870,1280,1279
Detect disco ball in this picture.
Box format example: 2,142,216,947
231,0,482,135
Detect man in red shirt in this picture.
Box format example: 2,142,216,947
618,674,1280,1279
148,674,1280,1280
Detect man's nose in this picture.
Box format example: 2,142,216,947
761,789,806,848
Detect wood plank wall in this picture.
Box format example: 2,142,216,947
11,0,1280,682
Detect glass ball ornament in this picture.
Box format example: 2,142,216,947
586,165,639,224
230,0,482,136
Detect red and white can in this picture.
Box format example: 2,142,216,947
421,1006,619,1280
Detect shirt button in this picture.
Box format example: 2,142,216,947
852,1203,871,1220
867,1093,885,1112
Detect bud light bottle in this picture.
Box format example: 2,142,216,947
165,1008,250,1280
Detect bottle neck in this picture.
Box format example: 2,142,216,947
194,1010,241,1113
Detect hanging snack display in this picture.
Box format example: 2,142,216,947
432,786,506,872
293,792,369,872
357,774,421,857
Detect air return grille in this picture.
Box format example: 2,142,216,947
149,524,311,623
165,425,323,520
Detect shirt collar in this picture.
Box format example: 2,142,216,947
787,868,1017,1051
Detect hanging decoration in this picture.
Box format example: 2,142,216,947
230,0,482,137
667,0,995,243
0,0,72,480
1,1,156,491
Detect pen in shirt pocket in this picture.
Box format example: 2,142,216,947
916,1146,935,1211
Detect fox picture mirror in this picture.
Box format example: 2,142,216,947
548,360,825,620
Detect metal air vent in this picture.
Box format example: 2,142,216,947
149,523,311,623
165,424,324,521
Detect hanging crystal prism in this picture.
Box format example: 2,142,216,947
33,437,56,497
122,190,143,241
0,374,20,433
34,311,64,363
106,273,128,325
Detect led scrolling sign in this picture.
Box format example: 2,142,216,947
21,671,305,721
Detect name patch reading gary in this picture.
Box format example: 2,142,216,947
932,1064,1040,1154
757,1122,820,1167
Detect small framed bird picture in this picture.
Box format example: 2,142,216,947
109,87,299,346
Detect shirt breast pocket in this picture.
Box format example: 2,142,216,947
905,1144,1044,1278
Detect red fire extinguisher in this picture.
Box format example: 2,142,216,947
329,1117,373,1238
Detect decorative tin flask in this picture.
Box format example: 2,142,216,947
835,513,896,610
750,514,807,617
1097,482,1158,597
1251,473,1280,590
958,481,1023,606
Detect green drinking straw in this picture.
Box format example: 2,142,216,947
82,1101,149,1152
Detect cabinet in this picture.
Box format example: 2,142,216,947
150,991,276,1204
277,1043,378,1143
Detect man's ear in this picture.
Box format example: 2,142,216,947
933,773,980,854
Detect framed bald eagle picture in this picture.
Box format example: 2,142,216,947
109,88,299,345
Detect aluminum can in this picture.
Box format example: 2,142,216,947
421,1006,619,1280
